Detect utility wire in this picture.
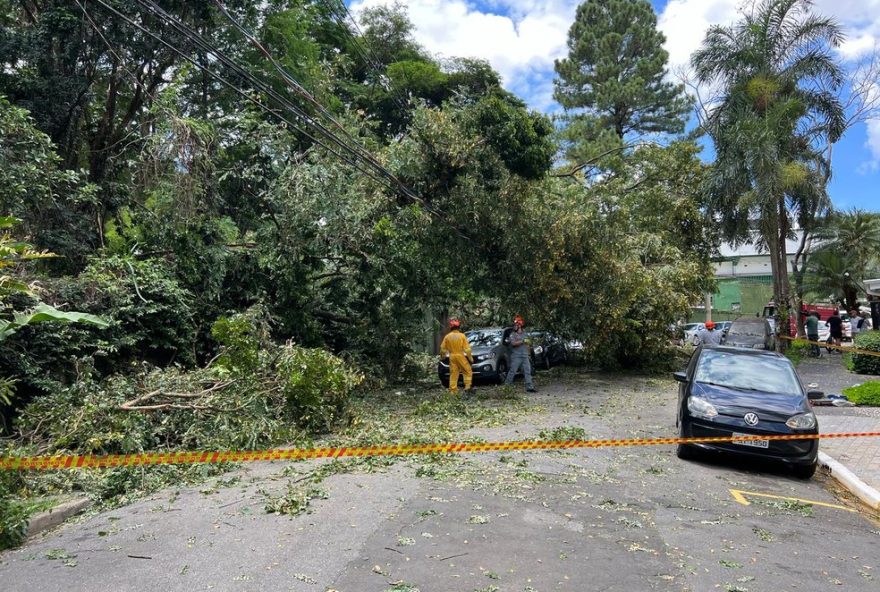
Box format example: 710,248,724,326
91,0,473,242
136,0,421,203
318,0,411,114
210,0,418,201
88,0,390,188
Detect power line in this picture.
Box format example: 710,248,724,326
210,0,416,197
134,0,425,205
318,0,411,114
89,0,476,243
87,0,390,188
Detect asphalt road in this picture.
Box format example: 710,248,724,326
2,372,879,592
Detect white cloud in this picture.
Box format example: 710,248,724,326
657,0,739,71
658,0,880,69
350,0,579,109
862,119,880,172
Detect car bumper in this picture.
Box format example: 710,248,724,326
682,419,818,466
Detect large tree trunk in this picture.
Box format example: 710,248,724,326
791,231,811,338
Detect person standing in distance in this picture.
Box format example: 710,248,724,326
826,310,843,351
440,319,474,394
505,315,537,393
697,320,723,345
804,312,820,357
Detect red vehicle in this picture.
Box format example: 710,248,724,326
762,302,848,339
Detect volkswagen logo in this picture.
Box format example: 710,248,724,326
744,412,759,426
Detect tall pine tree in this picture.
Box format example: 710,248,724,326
554,0,690,144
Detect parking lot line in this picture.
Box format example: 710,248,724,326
729,488,856,512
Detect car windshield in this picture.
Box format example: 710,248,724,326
683,324,701,331
728,323,763,337
694,351,802,395
467,330,502,347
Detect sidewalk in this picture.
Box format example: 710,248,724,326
796,355,880,504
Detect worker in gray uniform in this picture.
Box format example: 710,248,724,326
505,315,537,392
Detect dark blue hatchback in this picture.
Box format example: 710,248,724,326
673,346,822,479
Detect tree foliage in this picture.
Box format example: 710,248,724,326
0,1,713,443
692,0,846,346
554,0,690,145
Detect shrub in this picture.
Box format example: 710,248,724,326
842,381,880,406
54,256,196,368
0,462,28,550
851,332,880,375
277,345,363,433
0,494,29,550
785,341,809,367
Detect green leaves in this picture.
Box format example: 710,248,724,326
554,0,690,141
0,304,109,343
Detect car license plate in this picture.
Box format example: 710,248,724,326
731,433,769,448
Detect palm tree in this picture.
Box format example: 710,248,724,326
691,0,845,346
803,249,850,308
811,209,880,309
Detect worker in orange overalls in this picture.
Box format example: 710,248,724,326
440,319,473,394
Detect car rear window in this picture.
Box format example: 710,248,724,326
694,350,802,395
728,322,764,336
467,330,502,347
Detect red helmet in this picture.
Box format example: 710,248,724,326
513,315,525,326
449,319,461,330
705,320,715,329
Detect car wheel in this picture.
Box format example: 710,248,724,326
495,359,508,384
440,377,449,389
676,443,698,460
792,462,817,480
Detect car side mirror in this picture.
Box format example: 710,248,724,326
807,390,824,400
673,371,688,383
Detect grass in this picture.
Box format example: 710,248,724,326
842,381,880,406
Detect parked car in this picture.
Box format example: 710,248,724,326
681,323,705,346
527,331,568,369
715,321,733,337
722,318,774,350
437,327,533,388
673,345,821,478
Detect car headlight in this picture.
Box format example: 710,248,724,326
687,396,718,420
474,352,496,362
534,346,544,355
753,344,764,349
785,413,817,430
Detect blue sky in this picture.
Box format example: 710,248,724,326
350,0,880,212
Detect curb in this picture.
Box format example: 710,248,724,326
26,497,92,538
818,451,880,510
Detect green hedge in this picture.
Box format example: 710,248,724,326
852,332,880,375
842,381,880,406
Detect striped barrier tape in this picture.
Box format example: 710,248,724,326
3,432,880,471
779,335,880,358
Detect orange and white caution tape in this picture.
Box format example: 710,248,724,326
3,432,879,471
780,335,880,358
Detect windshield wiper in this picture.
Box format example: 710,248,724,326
695,381,761,392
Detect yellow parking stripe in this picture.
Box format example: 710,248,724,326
729,489,856,512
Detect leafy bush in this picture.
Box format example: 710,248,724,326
277,346,362,432
842,381,880,406
54,256,196,368
0,494,29,550
785,341,809,367
851,332,880,375
397,352,437,383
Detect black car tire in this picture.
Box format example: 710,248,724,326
440,377,449,389
792,462,817,480
676,443,698,460
495,359,508,384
